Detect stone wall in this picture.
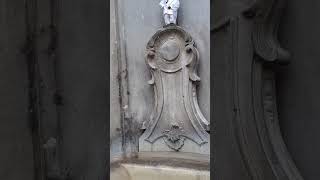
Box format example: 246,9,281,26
110,0,210,158
0,1,34,179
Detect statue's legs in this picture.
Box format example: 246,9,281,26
164,14,177,25
169,14,176,24
164,14,171,25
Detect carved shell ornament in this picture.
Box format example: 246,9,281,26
139,25,210,152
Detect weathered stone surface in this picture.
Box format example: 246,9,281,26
121,164,209,180
110,152,210,180
110,0,123,160
139,25,209,154
112,0,210,158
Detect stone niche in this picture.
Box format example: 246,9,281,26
139,25,210,155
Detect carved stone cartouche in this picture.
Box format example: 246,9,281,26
139,25,210,153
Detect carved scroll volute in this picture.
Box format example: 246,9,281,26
139,25,210,153
243,0,291,64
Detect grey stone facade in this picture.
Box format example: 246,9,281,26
110,0,210,160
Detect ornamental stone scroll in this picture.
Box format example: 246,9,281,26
139,25,210,155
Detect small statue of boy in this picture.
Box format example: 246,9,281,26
159,0,180,25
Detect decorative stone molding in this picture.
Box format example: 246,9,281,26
139,25,210,153
246,0,304,179
212,0,304,179
244,0,291,64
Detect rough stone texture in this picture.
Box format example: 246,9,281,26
0,1,34,179
110,0,123,161
121,164,210,180
110,152,210,180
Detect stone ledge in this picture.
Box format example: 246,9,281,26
110,152,210,180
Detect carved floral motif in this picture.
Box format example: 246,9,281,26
163,123,185,151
